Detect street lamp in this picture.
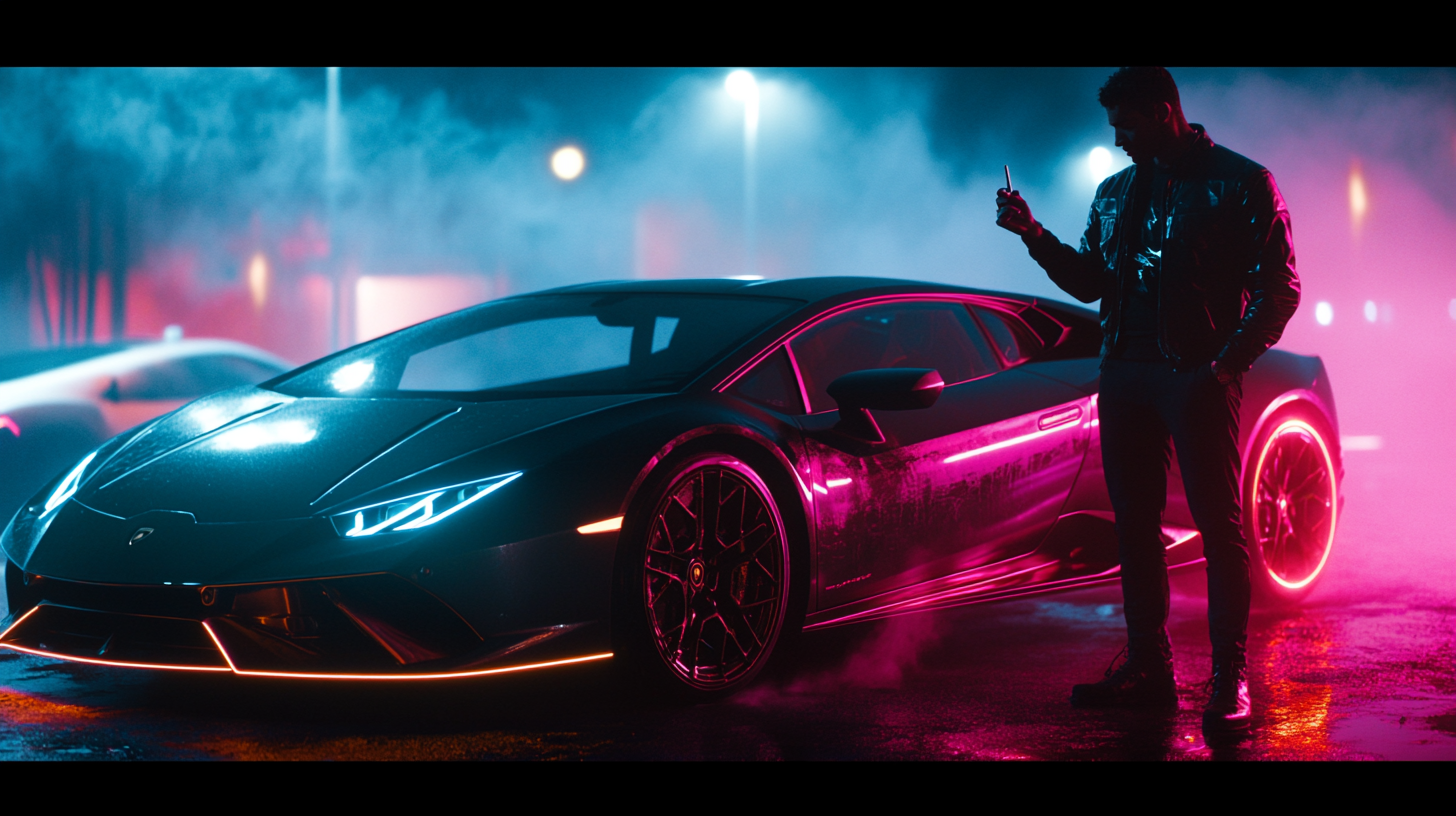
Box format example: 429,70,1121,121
551,145,585,181
726,69,759,277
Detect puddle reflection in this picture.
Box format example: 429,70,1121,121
1257,613,1337,757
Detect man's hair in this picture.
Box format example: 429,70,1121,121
1098,67,1182,116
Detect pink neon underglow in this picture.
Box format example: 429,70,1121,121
944,415,1082,465
200,620,611,680
0,415,18,437
577,515,623,534
1253,419,1339,590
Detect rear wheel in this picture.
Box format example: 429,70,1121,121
615,453,792,701
1244,408,1340,603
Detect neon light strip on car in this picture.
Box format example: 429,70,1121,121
0,607,614,680
201,621,611,680
943,419,1081,465
577,516,623,534
0,608,231,672
0,642,234,673
1253,419,1339,590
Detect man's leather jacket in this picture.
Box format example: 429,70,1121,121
1022,125,1300,375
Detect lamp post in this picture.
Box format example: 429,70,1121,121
725,69,758,278
325,66,342,351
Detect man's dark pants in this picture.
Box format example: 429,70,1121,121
1098,356,1250,669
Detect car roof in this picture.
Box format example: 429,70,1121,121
533,276,1035,304
0,339,294,403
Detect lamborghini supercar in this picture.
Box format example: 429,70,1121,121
0,277,1341,699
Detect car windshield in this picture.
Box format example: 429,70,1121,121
269,292,803,400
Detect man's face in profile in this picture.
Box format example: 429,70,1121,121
1106,104,1169,166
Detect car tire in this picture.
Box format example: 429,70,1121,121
1243,405,1340,605
613,451,794,703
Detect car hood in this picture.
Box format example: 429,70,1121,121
74,388,653,523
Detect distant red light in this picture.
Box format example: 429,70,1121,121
0,415,19,438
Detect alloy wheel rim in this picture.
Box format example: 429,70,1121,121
1252,420,1337,589
643,462,785,689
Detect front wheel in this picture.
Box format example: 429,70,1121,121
1244,407,1340,604
614,453,793,702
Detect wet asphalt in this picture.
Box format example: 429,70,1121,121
1,417,1452,761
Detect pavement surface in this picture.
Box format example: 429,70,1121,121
1,413,1452,761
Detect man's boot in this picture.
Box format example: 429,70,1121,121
1070,642,1177,709
1202,663,1251,732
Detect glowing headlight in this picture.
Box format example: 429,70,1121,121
42,451,99,515
330,472,522,538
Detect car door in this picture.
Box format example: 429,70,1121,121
794,298,1090,609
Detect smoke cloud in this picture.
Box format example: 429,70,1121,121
4,68,1451,306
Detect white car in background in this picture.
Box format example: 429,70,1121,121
0,340,292,520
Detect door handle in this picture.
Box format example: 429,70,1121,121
1037,405,1083,431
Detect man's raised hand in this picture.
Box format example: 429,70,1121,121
995,188,1043,239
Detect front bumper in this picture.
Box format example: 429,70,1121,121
0,564,610,679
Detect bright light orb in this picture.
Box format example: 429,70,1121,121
248,252,269,310
1349,162,1368,229
1089,146,1114,182
1315,301,1333,326
331,360,375,392
725,69,758,102
551,146,585,181
1364,300,1377,322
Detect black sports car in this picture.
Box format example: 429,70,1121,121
0,277,1342,699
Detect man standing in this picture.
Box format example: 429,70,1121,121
994,67,1299,733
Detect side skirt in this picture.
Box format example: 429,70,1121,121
804,512,1203,631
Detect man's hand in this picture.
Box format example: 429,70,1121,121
1210,359,1236,385
996,188,1043,239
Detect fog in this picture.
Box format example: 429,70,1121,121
3,67,1454,516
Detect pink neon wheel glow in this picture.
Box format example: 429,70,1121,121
1250,418,1338,591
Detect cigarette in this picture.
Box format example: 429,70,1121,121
1004,165,1012,193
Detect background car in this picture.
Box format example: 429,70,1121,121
0,340,293,523
0,278,1342,701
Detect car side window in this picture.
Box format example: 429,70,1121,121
971,305,1042,367
790,301,1000,414
726,347,805,414
114,360,202,401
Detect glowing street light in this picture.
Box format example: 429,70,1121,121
551,145,585,181
1315,301,1333,326
248,252,269,310
726,69,759,277
1349,160,1368,234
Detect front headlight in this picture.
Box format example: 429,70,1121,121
42,451,99,516
329,472,522,537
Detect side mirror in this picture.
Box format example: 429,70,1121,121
102,378,122,403
826,368,943,442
